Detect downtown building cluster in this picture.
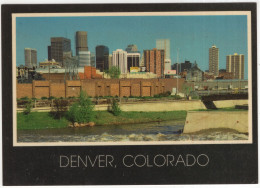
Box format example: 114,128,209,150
21,31,245,83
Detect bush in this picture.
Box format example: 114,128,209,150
20,96,29,100
48,96,56,100
23,100,32,115
50,99,69,119
67,91,95,123
41,96,48,100
111,98,121,116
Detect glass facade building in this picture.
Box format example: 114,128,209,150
96,45,109,72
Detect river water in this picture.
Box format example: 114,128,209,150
17,120,248,143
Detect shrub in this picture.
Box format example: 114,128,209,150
48,96,56,100
23,100,32,115
67,91,95,123
20,96,29,100
111,98,121,116
41,96,48,100
50,99,69,119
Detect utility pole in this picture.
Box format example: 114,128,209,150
177,48,179,95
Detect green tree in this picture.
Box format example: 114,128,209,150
67,91,95,123
23,99,32,115
50,99,69,120
181,83,193,98
111,98,121,116
107,66,121,79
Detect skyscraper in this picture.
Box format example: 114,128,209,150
112,49,127,74
209,45,219,76
78,51,91,67
143,48,165,78
156,39,170,60
47,46,51,61
96,45,109,72
125,44,139,53
24,48,37,68
76,31,88,55
50,37,71,67
226,53,245,79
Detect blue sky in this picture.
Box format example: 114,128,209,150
16,15,248,78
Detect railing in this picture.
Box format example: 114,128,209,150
191,89,248,96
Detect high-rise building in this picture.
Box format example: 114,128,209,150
127,53,140,72
108,54,113,69
209,45,219,76
24,48,37,68
90,53,96,67
164,59,171,72
125,44,139,53
50,37,71,67
172,60,192,73
156,39,170,60
96,45,109,72
226,53,245,79
78,51,91,67
47,46,51,61
112,49,127,74
143,48,165,78
76,31,88,55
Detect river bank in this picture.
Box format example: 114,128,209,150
17,111,187,130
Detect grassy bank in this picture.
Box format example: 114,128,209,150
17,111,187,130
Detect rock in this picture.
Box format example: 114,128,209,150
89,122,95,127
68,123,74,128
74,122,79,127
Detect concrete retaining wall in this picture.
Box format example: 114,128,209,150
183,111,248,133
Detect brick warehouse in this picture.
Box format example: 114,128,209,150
16,78,185,99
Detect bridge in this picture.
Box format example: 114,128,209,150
191,89,248,109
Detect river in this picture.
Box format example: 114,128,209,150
17,120,248,143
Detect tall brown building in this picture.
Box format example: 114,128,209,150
226,53,244,79
143,48,165,78
50,37,71,67
209,45,219,76
76,31,88,55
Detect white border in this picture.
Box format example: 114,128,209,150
12,11,253,146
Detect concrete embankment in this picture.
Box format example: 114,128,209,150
183,111,248,133
16,99,248,112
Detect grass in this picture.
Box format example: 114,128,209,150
17,112,69,130
17,110,187,130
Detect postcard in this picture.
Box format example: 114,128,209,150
2,3,258,185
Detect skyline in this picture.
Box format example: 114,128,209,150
16,15,248,78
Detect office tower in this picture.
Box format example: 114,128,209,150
125,44,139,53
172,60,192,73
48,46,51,61
226,53,245,79
143,48,165,78
90,53,96,67
50,37,71,67
78,51,91,67
112,49,127,74
76,31,88,55
164,59,171,71
156,39,170,60
209,45,219,76
24,48,37,68
108,54,113,69
127,53,140,72
96,45,109,72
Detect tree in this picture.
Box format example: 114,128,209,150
107,66,121,79
111,98,121,116
181,83,193,98
67,91,95,123
23,99,32,115
50,99,69,120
